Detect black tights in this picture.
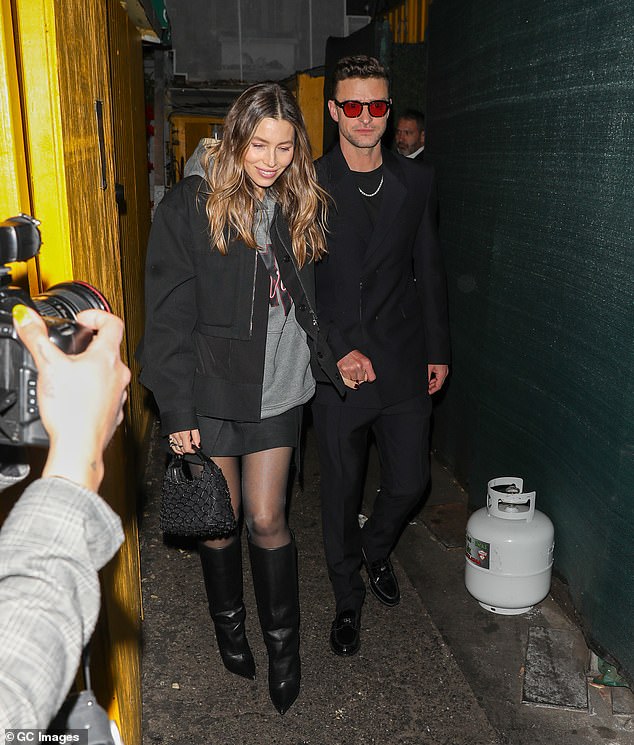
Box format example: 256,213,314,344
201,447,293,550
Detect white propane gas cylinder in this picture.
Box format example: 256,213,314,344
465,477,555,614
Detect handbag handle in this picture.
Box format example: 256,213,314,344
191,447,228,488
166,446,215,482
192,445,216,467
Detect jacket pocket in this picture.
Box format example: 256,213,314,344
195,251,240,328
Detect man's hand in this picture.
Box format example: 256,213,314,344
428,364,449,394
13,304,131,492
337,350,377,388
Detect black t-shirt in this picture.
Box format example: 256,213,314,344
354,165,384,229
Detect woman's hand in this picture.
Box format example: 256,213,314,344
168,429,201,454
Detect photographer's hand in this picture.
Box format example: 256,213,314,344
12,305,131,492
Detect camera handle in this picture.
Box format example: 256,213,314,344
47,642,125,744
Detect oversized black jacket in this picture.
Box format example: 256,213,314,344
314,145,450,408
138,175,345,435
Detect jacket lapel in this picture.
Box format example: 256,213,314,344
323,145,373,251
321,146,407,266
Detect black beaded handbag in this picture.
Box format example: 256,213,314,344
159,448,237,538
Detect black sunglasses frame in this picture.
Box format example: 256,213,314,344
333,99,392,118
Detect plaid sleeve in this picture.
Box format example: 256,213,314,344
0,477,124,729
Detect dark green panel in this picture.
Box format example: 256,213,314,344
427,0,634,679
390,42,427,116
387,42,427,148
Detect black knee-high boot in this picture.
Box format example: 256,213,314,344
249,537,300,715
199,540,256,680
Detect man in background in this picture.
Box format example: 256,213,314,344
395,108,426,160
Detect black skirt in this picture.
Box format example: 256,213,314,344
195,405,302,457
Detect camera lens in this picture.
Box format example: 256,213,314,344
32,280,111,318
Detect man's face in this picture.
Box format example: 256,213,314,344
328,77,390,151
395,117,425,156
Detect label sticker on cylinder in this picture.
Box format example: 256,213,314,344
466,533,490,569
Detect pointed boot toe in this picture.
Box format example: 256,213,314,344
249,538,301,716
269,676,300,715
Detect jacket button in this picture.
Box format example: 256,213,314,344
317,351,323,358
299,304,306,311
283,255,291,262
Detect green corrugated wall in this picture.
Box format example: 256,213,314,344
426,0,634,678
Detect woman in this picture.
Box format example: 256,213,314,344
139,82,345,715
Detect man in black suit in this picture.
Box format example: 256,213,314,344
395,108,426,160
313,55,450,656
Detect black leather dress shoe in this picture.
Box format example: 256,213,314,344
330,609,361,656
363,550,400,607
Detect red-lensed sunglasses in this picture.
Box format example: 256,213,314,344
334,99,391,118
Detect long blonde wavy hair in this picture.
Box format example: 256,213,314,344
201,82,329,267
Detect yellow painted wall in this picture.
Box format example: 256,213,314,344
12,0,73,284
0,0,29,216
170,114,224,181
1,0,149,741
387,0,429,43
0,0,41,291
294,72,325,159
106,0,152,449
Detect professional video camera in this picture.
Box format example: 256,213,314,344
0,214,110,446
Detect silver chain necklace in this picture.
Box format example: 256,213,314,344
358,174,384,198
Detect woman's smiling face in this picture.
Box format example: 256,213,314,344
243,117,295,197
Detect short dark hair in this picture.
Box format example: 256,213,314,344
332,55,390,93
398,108,425,132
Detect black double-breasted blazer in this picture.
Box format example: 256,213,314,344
138,175,345,435
314,145,450,408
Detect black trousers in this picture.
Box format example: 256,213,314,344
312,393,432,613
